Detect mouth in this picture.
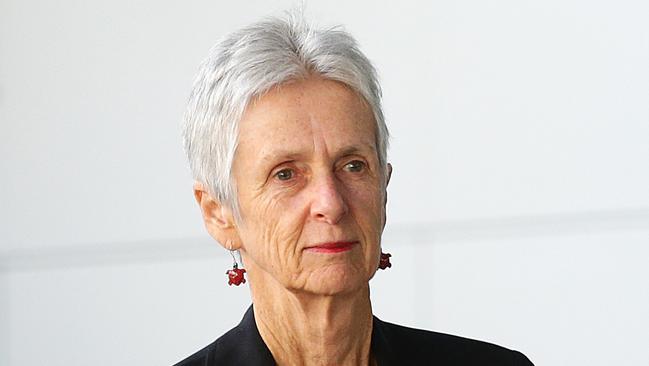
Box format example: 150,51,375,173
304,241,358,254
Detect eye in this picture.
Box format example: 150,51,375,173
274,168,294,181
343,160,365,173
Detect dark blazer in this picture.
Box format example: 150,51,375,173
174,305,534,365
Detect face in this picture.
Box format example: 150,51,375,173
230,77,390,296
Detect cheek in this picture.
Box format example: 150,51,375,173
238,190,308,272
346,180,386,227
344,182,386,261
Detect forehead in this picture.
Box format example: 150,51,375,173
236,78,377,160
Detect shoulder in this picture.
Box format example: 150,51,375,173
172,326,242,366
173,306,275,366
372,317,534,366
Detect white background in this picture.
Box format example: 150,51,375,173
1,0,648,365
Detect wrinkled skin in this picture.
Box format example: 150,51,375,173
197,77,391,296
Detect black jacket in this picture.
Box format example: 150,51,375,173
174,305,534,365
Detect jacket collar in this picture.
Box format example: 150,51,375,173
236,304,396,366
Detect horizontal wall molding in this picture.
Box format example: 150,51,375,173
1,208,648,272
387,207,649,243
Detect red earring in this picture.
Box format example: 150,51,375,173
226,249,246,286
379,252,392,270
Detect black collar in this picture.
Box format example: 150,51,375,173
232,305,397,365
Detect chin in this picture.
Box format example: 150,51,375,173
301,264,370,296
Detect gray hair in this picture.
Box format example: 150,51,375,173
182,12,389,211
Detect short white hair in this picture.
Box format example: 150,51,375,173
182,11,389,211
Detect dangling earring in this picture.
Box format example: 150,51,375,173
378,252,392,270
225,242,246,286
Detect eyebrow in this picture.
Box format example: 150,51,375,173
259,144,377,164
336,144,377,157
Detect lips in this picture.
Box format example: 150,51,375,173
305,241,358,253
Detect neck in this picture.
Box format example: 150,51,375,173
248,267,374,366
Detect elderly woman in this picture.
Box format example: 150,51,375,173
176,12,533,366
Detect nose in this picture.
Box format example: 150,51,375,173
309,172,349,224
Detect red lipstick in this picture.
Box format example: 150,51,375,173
305,241,358,253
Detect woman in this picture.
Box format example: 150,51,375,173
176,12,533,366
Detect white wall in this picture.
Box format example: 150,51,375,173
1,0,648,365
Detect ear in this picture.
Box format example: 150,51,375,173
193,182,241,250
383,163,392,206
386,163,393,187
